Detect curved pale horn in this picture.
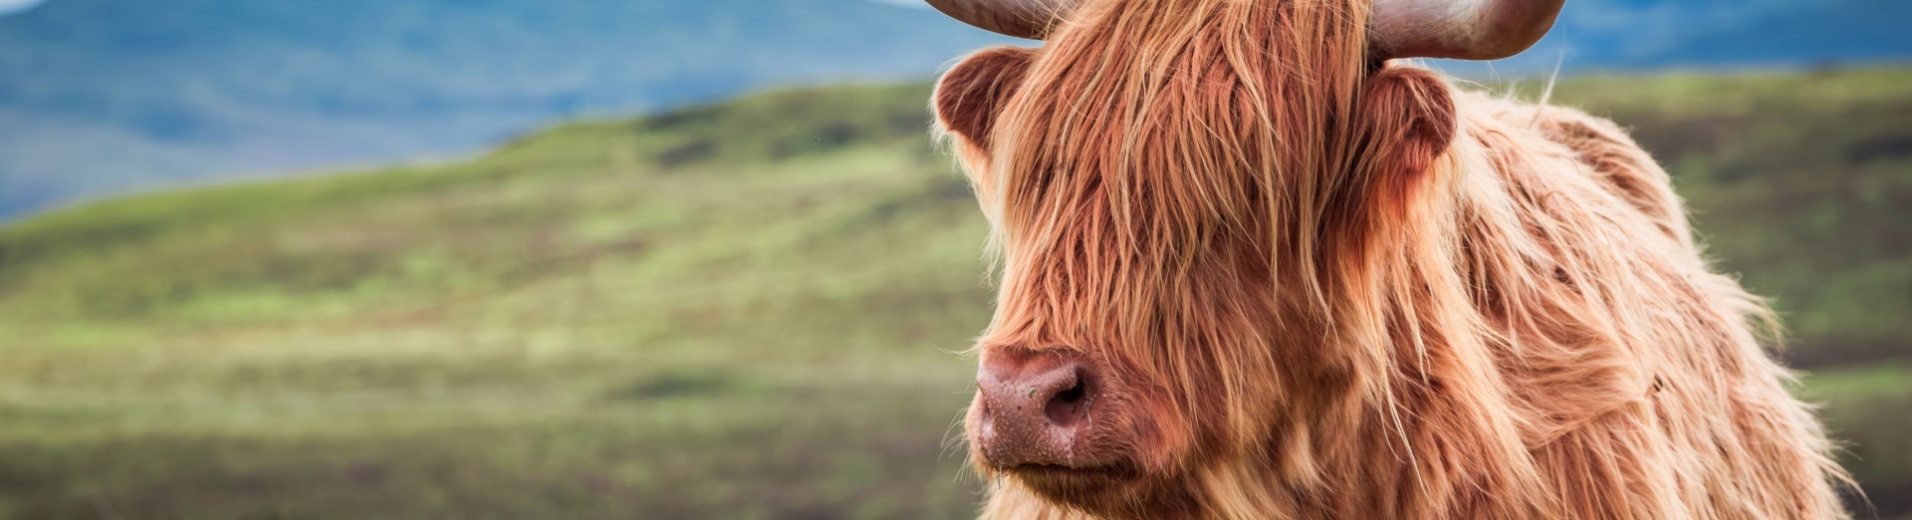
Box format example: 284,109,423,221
1370,0,1567,60
922,0,1079,40
925,0,1564,62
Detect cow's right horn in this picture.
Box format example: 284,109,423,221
922,0,1079,40
1369,0,1568,61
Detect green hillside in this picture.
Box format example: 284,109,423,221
1,68,1909,519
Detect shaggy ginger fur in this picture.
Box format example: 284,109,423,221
931,0,1852,518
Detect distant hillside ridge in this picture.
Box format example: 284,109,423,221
0,0,1008,220
1,0,1906,222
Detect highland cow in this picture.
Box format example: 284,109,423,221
924,0,1852,518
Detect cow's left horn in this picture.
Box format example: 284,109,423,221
1370,0,1567,60
922,0,1079,40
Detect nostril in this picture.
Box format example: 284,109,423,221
1056,381,1085,404
1043,368,1090,427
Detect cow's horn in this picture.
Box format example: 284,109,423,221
922,0,1078,40
924,0,1564,62
1369,0,1567,60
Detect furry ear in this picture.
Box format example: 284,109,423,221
934,46,1037,152
1352,66,1458,214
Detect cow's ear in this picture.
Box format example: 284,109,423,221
934,46,1036,152
1353,66,1458,212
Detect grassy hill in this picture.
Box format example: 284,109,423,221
0,67,1909,518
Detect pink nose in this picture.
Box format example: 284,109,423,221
975,349,1098,468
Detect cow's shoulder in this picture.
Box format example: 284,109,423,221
1458,91,1695,246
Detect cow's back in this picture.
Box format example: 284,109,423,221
1453,91,1850,520
1470,95,1694,245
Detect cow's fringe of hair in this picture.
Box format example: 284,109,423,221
942,0,1854,518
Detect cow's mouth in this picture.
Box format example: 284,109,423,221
1012,463,1125,477
1006,462,1142,496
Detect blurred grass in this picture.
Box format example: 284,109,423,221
0,83,992,519
0,69,1908,519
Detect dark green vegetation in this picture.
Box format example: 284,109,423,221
1,67,1909,519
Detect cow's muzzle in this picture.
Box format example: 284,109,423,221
974,347,1104,469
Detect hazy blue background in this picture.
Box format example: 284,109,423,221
0,0,1907,221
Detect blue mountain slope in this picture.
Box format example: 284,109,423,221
1628,0,1912,68
1442,0,1910,74
0,0,1008,219
0,0,1904,220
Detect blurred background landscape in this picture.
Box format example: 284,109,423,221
0,0,1907,518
